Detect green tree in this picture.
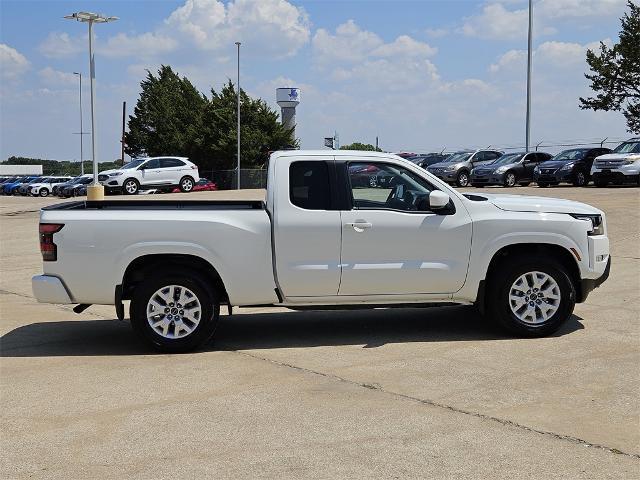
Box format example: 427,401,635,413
580,1,640,133
340,142,382,152
124,65,207,160
199,81,296,170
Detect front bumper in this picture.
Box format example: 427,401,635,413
592,171,639,184
428,170,458,181
470,172,504,185
579,257,611,303
534,170,574,184
32,275,73,304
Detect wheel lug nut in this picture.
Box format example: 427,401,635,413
165,308,170,313
179,310,184,315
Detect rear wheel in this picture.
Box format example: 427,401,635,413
486,257,575,337
130,273,219,352
179,176,195,193
504,172,517,187
122,178,139,195
456,171,470,187
39,188,49,197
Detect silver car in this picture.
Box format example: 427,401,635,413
426,150,503,187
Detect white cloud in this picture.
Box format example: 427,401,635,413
166,0,310,57
489,39,612,72
0,44,29,79
38,67,77,86
38,32,84,58
461,0,625,40
425,28,449,38
102,32,178,58
311,20,439,90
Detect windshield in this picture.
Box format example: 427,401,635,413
29,177,46,184
491,153,524,166
122,159,146,169
443,152,472,163
552,149,588,162
613,141,640,154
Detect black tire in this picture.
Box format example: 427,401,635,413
538,182,549,187
573,170,587,187
594,179,608,188
504,172,517,187
39,188,49,197
486,256,576,337
122,178,139,195
130,272,219,353
179,176,195,193
456,170,470,187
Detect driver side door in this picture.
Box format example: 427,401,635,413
339,160,473,296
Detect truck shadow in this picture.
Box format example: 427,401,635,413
0,305,584,357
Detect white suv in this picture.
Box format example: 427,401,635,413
30,177,73,197
99,157,200,195
591,138,640,187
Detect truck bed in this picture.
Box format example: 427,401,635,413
43,199,265,211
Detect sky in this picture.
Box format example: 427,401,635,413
0,0,634,163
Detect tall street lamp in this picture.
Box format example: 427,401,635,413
235,41,241,190
525,0,533,152
73,72,84,176
65,11,118,200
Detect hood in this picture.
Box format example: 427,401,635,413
478,193,599,215
99,169,122,176
476,162,517,172
537,160,580,169
426,162,451,169
595,152,640,161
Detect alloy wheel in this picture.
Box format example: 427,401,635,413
146,284,202,339
508,271,561,324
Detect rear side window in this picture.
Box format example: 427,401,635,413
289,161,331,210
161,158,186,168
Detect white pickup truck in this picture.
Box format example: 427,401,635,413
33,150,611,352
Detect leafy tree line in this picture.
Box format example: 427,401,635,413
340,142,382,151
124,66,297,170
581,1,639,133
1,156,120,176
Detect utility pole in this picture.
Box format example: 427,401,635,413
525,0,533,152
121,101,126,165
236,41,241,190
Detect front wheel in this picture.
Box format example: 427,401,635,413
486,257,575,337
130,273,219,352
122,178,139,195
39,188,49,197
504,172,517,187
456,171,470,187
573,170,587,187
179,176,195,193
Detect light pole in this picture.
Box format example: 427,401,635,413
525,0,533,152
65,11,118,200
236,41,241,190
73,72,84,176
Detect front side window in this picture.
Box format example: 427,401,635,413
289,161,331,210
348,162,434,212
142,159,161,169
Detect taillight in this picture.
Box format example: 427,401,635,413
39,223,64,261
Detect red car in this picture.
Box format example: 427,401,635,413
172,178,217,193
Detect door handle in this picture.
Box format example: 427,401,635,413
345,221,372,232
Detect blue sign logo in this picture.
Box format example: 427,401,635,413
288,88,299,100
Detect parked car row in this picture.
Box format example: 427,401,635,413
0,175,72,196
416,137,639,188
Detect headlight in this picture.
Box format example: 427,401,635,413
570,213,604,236
108,172,123,177
445,165,457,171
496,166,509,173
534,166,540,173
560,162,574,171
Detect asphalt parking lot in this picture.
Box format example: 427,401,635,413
1,186,639,479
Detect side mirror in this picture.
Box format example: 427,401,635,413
429,190,450,210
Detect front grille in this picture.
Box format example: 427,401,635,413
595,159,624,168
475,169,491,175
98,174,108,181
540,168,557,174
